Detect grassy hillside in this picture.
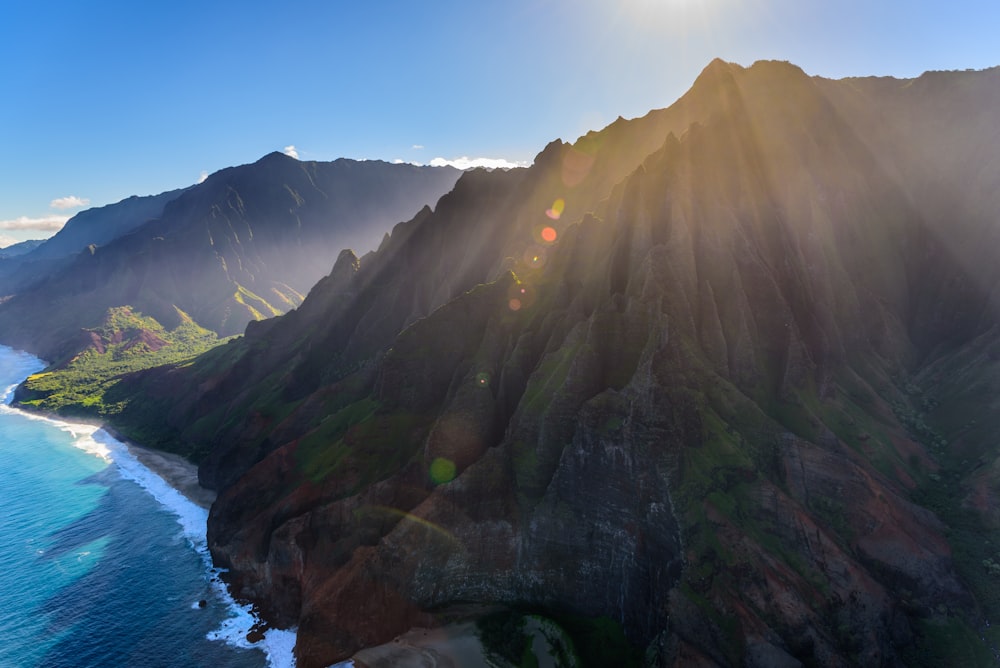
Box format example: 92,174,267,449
15,306,226,419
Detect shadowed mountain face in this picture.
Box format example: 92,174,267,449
0,239,44,259
102,60,1000,666
0,154,461,363
0,189,188,292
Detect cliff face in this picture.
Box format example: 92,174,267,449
110,60,1000,666
0,154,461,363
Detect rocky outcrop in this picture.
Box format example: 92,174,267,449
106,60,1000,666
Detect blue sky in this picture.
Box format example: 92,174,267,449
1,0,997,246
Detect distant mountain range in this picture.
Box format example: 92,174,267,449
0,239,44,259
0,154,461,363
0,189,189,290
10,59,1000,666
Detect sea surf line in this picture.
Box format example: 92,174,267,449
0,345,296,667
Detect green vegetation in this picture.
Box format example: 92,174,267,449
477,608,630,668
887,372,1000,663
234,283,283,320
477,610,531,665
16,306,225,419
898,617,997,668
294,397,378,482
293,398,431,492
520,344,579,415
546,612,639,668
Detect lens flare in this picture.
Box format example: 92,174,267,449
475,371,492,387
541,226,558,243
523,245,547,268
508,282,537,310
366,506,459,545
429,457,456,484
545,198,566,220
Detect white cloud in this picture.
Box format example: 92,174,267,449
429,156,529,170
0,234,21,248
197,170,209,184
0,215,69,232
49,195,90,210
283,145,299,159
412,144,425,150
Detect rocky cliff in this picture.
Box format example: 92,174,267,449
106,60,1000,666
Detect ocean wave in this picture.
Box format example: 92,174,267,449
0,345,298,668
0,347,45,404
91,430,300,668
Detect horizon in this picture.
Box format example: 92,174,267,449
2,0,998,247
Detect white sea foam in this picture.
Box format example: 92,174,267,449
261,629,299,668
203,592,298,668
92,430,207,543
89,429,300,668
0,402,110,461
0,344,298,668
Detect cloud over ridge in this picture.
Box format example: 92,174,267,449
50,195,90,210
429,156,528,170
0,215,69,232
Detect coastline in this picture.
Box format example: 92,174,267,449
100,424,216,509
98,424,502,668
2,350,501,667
1,357,296,666
0,343,293,667
4,402,217,511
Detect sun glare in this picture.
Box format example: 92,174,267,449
626,0,698,15
615,0,720,34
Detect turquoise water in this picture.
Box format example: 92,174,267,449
0,346,292,667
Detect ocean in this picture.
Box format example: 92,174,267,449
0,346,296,668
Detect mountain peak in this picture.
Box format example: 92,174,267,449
689,57,743,97
256,150,298,164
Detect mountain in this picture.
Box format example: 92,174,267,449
0,239,44,259
81,60,1000,666
27,189,191,261
0,188,188,293
0,154,462,364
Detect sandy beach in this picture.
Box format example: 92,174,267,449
105,429,216,509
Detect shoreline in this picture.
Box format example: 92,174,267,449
0,343,215,510
3,351,490,668
100,424,217,510
7,401,217,510
0,345,300,666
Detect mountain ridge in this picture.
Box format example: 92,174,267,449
0,188,189,294
0,155,462,365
